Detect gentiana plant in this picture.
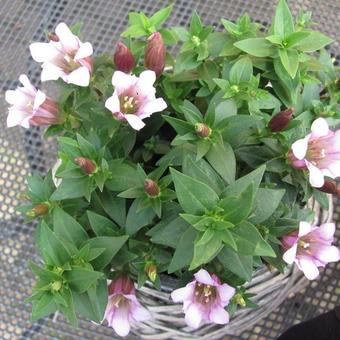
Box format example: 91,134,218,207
5,0,340,335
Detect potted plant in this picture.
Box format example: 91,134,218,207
5,0,339,338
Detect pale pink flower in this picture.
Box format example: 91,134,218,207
282,221,340,280
290,118,340,187
103,276,151,337
5,74,60,128
171,269,235,329
105,70,167,130
29,23,93,87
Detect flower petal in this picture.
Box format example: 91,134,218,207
298,221,312,237
311,117,329,138
18,74,36,92
33,90,46,110
307,162,325,188
5,90,24,105
139,98,167,118
315,223,336,241
283,244,298,264
184,303,203,329
67,66,90,86
7,109,31,128
75,42,93,60
112,71,137,89
315,245,340,263
111,306,131,337
124,114,145,131
55,22,79,51
292,137,309,160
194,269,215,285
41,63,64,82
171,285,194,303
298,258,320,280
217,284,235,304
131,304,151,322
105,93,120,113
29,42,60,62
209,305,229,324
138,70,156,89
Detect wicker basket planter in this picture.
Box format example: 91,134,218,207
133,197,333,339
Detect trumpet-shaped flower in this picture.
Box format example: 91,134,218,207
103,276,151,337
171,269,235,329
105,70,167,131
282,221,340,280
5,74,60,128
290,118,340,187
30,22,93,86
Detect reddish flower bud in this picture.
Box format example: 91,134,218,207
268,108,294,132
317,180,340,196
74,157,97,175
26,203,49,217
144,32,166,77
144,179,160,197
108,276,135,296
47,32,59,42
113,42,135,73
195,123,211,138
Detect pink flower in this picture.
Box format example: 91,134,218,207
105,70,167,131
171,269,235,329
29,23,93,87
282,221,340,280
103,276,151,337
5,74,60,128
290,118,340,187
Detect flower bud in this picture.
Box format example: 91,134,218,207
144,32,166,78
195,123,211,138
114,42,135,73
234,293,246,307
144,179,160,197
145,263,157,282
47,32,59,42
74,157,97,175
268,107,294,132
317,180,340,196
26,203,49,217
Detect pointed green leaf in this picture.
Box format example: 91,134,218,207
64,266,103,293
234,38,276,57
279,48,299,78
273,0,294,37
229,57,253,85
295,31,333,52
87,210,119,236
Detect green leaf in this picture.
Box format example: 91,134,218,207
125,198,155,235
266,35,283,45
234,38,276,57
190,11,202,35
168,226,197,273
65,267,103,293
229,57,253,85
76,134,97,159
149,5,173,27
182,153,224,195
223,165,266,197
218,247,253,281
190,233,222,269
50,176,93,201
59,288,78,326
273,0,294,37
162,115,194,135
39,221,71,266
31,293,57,321
73,279,107,323
285,31,311,48
151,217,189,248
219,184,254,224
98,190,126,227
206,140,236,184
216,229,237,250
295,31,333,52
250,188,285,224
87,211,118,236
232,221,275,257
106,160,141,191
180,100,203,124
53,207,88,247
279,48,299,78
170,168,219,214
86,236,129,269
